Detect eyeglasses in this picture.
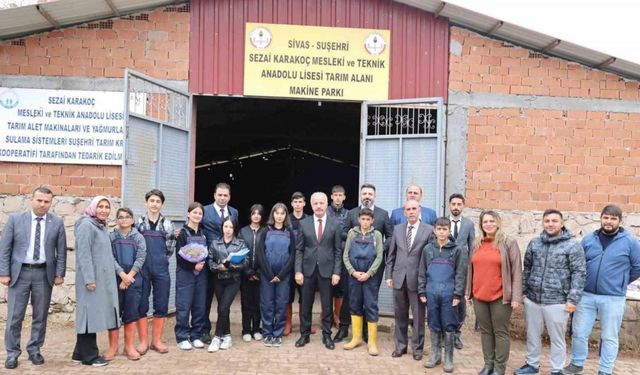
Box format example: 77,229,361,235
117,216,132,220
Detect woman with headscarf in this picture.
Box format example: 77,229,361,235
71,196,120,366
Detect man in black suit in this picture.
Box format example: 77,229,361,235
294,192,342,350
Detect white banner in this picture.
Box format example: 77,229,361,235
0,88,124,165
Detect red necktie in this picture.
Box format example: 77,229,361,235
317,218,323,242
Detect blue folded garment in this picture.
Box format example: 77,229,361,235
228,249,250,265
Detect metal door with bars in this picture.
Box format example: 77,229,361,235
359,98,446,316
122,69,192,313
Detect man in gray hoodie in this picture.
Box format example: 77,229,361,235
514,209,586,375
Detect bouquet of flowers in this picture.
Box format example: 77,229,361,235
178,243,208,275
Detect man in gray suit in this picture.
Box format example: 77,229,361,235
386,199,433,360
0,187,67,369
294,192,342,350
448,193,475,349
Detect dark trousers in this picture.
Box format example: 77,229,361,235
72,333,99,364
426,291,459,332
139,266,170,317
393,281,426,353
174,268,207,342
213,276,241,337
241,277,261,335
300,269,333,336
260,274,290,338
457,298,467,332
118,274,143,324
4,267,51,359
203,267,215,334
348,276,380,322
336,264,351,327
474,298,513,374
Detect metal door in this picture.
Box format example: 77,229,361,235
359,98,446,316
122,69,191,313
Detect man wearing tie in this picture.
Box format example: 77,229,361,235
386,199,434,361
0,187,67,369
201,182,239,343
294,192,342,350
389,185,437,226
448,193,475,349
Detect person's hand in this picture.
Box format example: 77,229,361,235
174,229,182,237
295,272,304,286
119,281,128,290
357,273,370,282
250,275,260,281
120,272,134,286
511,301,521,309
195,262,204,272
219,264,228,272
331,274,340,286
565,302,576,313
385,279,393,289
54,276,64,285
271,276,280,283
351,271,362,279
452,298,460,307
86,283,96,291
0,276,10,286
419,296,427,303
465,296,472,305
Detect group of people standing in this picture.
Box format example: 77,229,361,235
1,184,639,375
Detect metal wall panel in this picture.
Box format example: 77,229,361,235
401,138,438,212
190,0,449,101
124,116,159,217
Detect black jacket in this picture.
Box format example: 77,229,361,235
238,225,267,278
255,226,296,281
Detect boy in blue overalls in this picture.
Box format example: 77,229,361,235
104,208,146,361
418,217,467,373
135,189,176,355
342,208,384,356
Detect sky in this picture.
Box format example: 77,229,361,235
2,0,639,64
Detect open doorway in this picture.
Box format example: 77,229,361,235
194,97,361,225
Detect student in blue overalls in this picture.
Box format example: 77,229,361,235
418,217,467,373
342,208,384,356
134,189,176,355
175,202,208,351
255,203,296,347
105,208,146,361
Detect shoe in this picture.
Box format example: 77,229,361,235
597,372,611,375
343,315,363,350
200,333,212,345
4,357,17,369
454,331,463,349
367,322,379,356
478,368,493,375
562,364,584,375
177,340,193,351
242,334,252,342
391,348,407,357
208,336,221,352
323,334,335,350
514,364,540,375
272,337,283,347
333,325,349,343
263,337,273,347
424,332,442,368
295,335,310,347
443,331,454,373
85,356,108,367
28,353,45,365
413,353,423,360
253,332,263,341
220,335,232,350
551,372,563,375
192,339,205,349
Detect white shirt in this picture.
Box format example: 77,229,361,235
360,204,375,211
213,203,227,219
25,212,47,264
314,214,328,238
406,221,419,248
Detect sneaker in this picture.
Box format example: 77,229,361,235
253,332,263,341
191,339,205,349
514,363,539,375
263,337,273,347
220,335,232,350
551,372,563,375
87,357,108,367
242,334,252,342
597,372,611,375
177,340,193,351
201,333,212,344
272,337,282,347
562,364,584,375
208,336,221,353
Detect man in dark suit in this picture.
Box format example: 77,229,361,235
448,193,475,349
294,192,342,350
390,184,437,226
201,182,239,343
386,199,433,361
0,187,67,369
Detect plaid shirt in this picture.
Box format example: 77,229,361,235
135,214,176,257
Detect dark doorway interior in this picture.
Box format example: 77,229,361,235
195,96,360,226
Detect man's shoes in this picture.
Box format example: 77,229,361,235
84,356,108,367
562,364,584,375
295,335,310,348
413,352,423,361
597,372,611,375
200,333,212,345
4,357,18,369
550,371,563,375
454,332,463,349
478,368,493,375
391,348,407,357
28,353,45,365
333,325,349,343
323,334,335,350
514,363,539,375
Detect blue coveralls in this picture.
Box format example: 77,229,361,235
348,232,379,322
174,230,208,342
139,228,170,317
260,229,291,338
426,249,459,333
112,236,144,324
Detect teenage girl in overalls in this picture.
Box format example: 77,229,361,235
174,202,208,351
342,208,384,356
104,207,146,361
255,203,296,347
